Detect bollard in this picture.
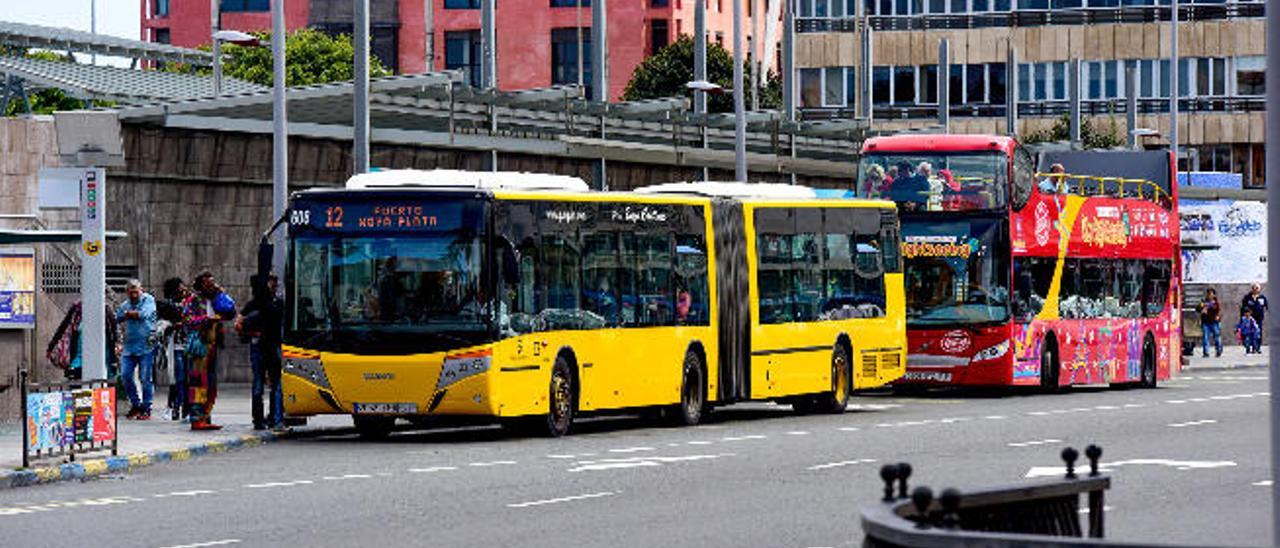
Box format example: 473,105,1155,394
1062,447,1079,479
1085,444,1103,477
897,462,912,499
939,488,962,529
880,464,900,502
910,486,934,529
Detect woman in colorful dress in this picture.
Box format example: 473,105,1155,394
182,271,235,431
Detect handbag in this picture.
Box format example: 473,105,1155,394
46,305,81,370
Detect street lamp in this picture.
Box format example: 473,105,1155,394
1129,127,1160,150
211,30,262,95
686,80,726,95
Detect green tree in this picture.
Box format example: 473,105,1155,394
623,35,781,113
173,28,391,87
1023,113,1126,149
2,48,100,116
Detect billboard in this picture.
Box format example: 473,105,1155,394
0,248,35,329
25,386,116,455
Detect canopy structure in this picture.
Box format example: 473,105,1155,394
0,229,128,245
0,55,263,106
118,72,867,178
0,21,213,66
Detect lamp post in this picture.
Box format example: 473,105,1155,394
731,0,746,182
271,0,287,277
687,80,743,181
211,30,261,95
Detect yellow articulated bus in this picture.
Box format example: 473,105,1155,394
281,171,906,437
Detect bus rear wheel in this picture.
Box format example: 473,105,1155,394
815,344,851,414
1139,335,1158,389
1039,339,1061,394
544,356,576,437
669,351,707,426
353,415,395,440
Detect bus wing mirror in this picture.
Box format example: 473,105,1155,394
257,238,274,279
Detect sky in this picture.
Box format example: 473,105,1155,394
6,0,141,64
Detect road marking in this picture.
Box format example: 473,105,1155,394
245,480,314,489
408,466,458,473
322,474,373,480
837,427,860,432
939,417,971,424
1168,419,1218,428
1165,400,1187,404
608,446,656,453
720,434,767,442
567,453,734,473
546,454,593,459
1093,405,1119,410
156,540,242,548
154,490,216,498
849,403,903,411
687,440,714,445
507,491,617,508
1025,459,1237,478
1253,480,1272,487
0,496,144,516
1122,404,1146,408
1027,411,1051,416
785,431,810,436
984,415,1007,420
468,458,517,466
807,458,876,471
1007,438,1062,448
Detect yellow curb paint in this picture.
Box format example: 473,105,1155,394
128,454,152,467
35,468,60,482
81,461,108,475
207,442,226,453
170,449,191,461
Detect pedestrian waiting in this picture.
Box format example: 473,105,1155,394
183,271,236,431
1198,288,1222,358
46,297,119,381
1236,310,1262,355
1240,283,1268,348
117,280,159,420
238,273,285,430
157,277,191,421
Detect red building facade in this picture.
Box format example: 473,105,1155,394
141,0,772,101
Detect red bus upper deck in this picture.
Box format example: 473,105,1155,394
856,134,1180,389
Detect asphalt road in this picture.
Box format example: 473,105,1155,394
0,370,1270,548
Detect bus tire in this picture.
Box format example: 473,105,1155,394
1139,334,1158,389
816,344,851,414
1039,336,1061,393
544,355,576,437
353,415,395,440
669,350,707,426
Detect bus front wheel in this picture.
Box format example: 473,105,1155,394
816,344,851,414
545,356,576,437
1139,335,1158,389
669,350,707,426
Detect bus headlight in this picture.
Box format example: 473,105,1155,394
284,356,331,390
971,341,1009,363
438,350,492,390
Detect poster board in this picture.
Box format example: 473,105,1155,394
0,248,35,329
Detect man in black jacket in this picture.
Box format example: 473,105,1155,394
238,274,285,429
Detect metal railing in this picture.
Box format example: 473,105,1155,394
19,370,119,468
797,3,1264,33
800,97,1265,123
1036,172,1174,207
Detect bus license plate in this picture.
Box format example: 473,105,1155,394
353,402,418,414
904,371,952,383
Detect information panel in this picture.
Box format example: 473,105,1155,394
0,248,35,329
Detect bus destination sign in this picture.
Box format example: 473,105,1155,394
292,201,461,232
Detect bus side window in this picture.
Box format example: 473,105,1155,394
1011,146,1034,211
1142,260,1172,317
675,231,710,327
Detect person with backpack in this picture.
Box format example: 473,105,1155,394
182,271,235,431
47,299,118,381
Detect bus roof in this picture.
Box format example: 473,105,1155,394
634,181,818,199
344,169,590,192
862,134,1018,155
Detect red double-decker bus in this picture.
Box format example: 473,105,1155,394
856,134,1180,389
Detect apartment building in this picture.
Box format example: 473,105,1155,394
141,0,775,101
795,1,1267,186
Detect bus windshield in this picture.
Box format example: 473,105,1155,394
902,217,1009,327
857,151,1008,212
290,200,490,351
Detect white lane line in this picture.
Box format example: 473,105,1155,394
1168,419,1218,428
939,417,971,424
154,490,216,498
984,415,1007,420
1093,405,1119,410
1165,400,1188,404
156,540,242,548
1007,438,1062,448
720,434,767,442
546,454,591,459
567,454,734,473
507,491,617,508
608,446,656,453
245,480,314,489
1027,411,1051,416
408,466,458,473
807,458,876,471
1122,404,1146,409
468,460,517,467
322,474,373,481
666,443,681,447
1253,480,1273,487
686,440,714,445
785,431,811,436
837,427,860,432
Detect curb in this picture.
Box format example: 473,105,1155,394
0,430,281,491
1181,363,1269,374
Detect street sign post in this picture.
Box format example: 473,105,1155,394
79,168,106,381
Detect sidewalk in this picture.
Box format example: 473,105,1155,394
1182,345,1269,372
0,384,350,490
